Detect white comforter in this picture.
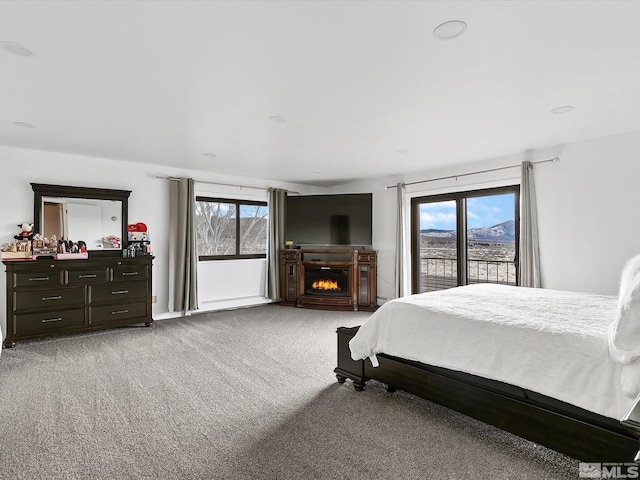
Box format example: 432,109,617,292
349,284,633,420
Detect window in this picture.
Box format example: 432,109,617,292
411,186,519,293
195,197,268,260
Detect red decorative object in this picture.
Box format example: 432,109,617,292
128,222,147,232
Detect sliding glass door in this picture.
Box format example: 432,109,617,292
414,199,459,291
411,186,519,293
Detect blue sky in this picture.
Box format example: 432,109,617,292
419,193,515,230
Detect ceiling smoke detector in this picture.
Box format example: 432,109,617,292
269,115,286,123
433,21,467,40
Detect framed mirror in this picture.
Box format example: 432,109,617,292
32,183,130,257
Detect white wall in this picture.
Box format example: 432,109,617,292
533,130,640,294
0,145,318,337
333,129,640,297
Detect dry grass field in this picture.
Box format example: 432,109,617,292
419,237,516,291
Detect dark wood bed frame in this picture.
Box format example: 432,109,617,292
334,326,640,461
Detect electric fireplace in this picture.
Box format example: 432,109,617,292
304,267,350,297
280,248,378,312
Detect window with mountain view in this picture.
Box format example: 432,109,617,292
411,186,519,293
195,197,268,260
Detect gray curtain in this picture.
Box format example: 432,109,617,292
395,182,409,298
168,177,199,313
265,188,287,301
519,161,541,288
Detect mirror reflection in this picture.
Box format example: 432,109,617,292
32,183,130,257
41,197,122,250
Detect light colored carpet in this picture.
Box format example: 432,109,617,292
0,304,577,479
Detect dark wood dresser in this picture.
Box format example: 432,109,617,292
3,256,153,348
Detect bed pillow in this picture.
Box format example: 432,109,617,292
609,268,640,364
619,254,640,302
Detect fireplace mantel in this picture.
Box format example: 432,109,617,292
280,249,377,311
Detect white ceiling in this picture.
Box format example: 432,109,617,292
2,0,640,187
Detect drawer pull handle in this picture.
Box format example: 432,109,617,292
111,290,129,295
111,309,129,315
79,274,97,278
42,295,62,301
42,317,62,323
29,277,50,281
121,272,139,276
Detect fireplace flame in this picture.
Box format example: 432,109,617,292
312,279,339,291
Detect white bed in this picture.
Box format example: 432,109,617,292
349,283,637,420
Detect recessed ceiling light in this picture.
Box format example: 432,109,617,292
202,153,217,158
12,121,36,128
269,115,286,123
0,41,33,56
395,149,409,154
433,20,467,40
551,105,575,114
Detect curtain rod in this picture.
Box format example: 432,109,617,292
152,175,300,195
385,156,560,190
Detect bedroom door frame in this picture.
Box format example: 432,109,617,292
410,185,520,294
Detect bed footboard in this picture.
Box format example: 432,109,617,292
334,326,365,391
335,326,639,462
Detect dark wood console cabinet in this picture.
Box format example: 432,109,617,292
3,256,153,348
280,249,377,311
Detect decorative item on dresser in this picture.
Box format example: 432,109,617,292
280,249,377,311
3,256,153,348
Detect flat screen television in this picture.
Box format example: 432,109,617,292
285,193,373,247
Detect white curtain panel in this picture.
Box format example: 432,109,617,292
168,177,199,313
395,182,410,297
265,188,287,301
519,161,541,288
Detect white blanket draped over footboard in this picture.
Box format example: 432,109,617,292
349,284,633,420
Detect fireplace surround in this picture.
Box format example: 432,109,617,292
280,249,377,311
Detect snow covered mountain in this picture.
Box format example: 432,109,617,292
421,220,515,242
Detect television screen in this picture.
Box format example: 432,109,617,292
285,193,373,247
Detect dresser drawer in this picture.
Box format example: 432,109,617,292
111,265,148,282
89,282,147,304
89,302,147,326
12,308,85,337
13,287,85,311
13,270,64,288
67,267,110,284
